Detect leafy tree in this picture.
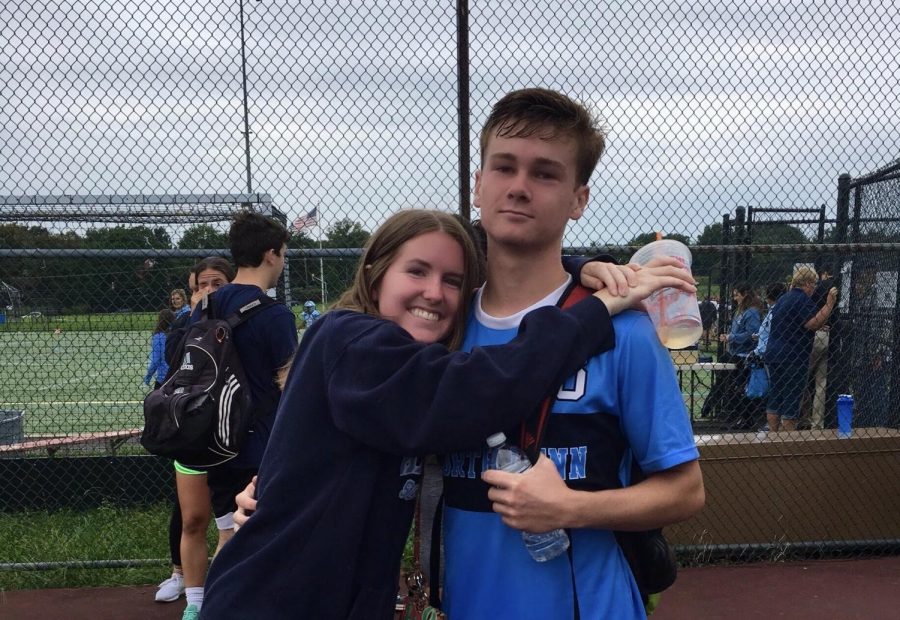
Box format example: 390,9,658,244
83,225,172,249
626,231,692,248
693,223,724,279
287,230,317,250
0,225,84,313
324,219,370,249
77,226,175,311
740,223,809,285
178,224,228,249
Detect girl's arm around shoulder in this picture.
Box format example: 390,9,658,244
318,300,615,456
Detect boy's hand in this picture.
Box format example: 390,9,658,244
482,455,574,533
233,476,258,530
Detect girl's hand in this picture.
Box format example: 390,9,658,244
579,262,639,296
593,261,696,316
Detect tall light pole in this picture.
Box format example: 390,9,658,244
239,0,255,194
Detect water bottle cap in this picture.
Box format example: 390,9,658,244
486,432,506,447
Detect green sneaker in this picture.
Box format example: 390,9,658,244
182,604,200,620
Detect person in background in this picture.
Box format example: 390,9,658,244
144,309,175,388
155,256,237,605
719,281,763,360
178,211,296,620
170,288,190,319
763,266,837,432
747,282,788,432
300,300,321,328
751,282,788,360
699,296,717,345
710,282,763,429
800,266,835,429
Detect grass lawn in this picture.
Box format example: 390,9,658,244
0,502,222,590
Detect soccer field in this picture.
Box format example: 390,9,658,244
0,330,149,436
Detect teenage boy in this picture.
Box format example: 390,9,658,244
441,88,704,619
179,211,298,620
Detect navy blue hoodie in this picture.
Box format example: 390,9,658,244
201,295,614,620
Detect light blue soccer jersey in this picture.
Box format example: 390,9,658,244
441,286,699,620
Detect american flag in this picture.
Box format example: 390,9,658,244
292,208,318,233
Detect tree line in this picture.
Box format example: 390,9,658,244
0,219,371,314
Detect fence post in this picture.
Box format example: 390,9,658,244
817,203,826,245
717,214,731,359
456,0,471,220
734,206,747,280
828,173,853,425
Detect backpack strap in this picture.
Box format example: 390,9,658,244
224,294,277,329
519,282,592,463
196,290,276,324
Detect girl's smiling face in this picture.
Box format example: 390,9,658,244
372,230,465,344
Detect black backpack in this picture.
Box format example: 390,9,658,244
141,293,275,467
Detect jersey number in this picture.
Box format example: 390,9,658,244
557,368,586,401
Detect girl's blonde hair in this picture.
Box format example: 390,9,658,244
334,209,483,351
791,266,817,288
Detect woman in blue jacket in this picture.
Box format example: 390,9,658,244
709,282,764,429
720,281,763,359
144,309,175,388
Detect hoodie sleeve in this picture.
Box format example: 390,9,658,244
323,296,615,455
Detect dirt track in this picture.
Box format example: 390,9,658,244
2,556,898,619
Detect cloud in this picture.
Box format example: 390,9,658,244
2,0,898,247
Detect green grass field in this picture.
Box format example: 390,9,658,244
0,329,149,436
0,319,716,439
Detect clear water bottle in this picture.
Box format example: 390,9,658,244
486,432,570,562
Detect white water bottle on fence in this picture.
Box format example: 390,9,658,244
486,432,570,562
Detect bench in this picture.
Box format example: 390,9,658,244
0,428,143,457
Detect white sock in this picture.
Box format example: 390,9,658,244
215,511,235,531
171,571,184,581
185,587,204,610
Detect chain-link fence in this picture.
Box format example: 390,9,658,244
2,0,899,581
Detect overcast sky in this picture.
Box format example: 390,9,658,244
2,0,899,246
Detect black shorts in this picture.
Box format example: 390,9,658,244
207,466,257,518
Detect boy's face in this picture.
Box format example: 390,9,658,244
474,131,588,252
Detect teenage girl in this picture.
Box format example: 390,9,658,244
155,257,236,605
200,209,694,619
144,309,175,388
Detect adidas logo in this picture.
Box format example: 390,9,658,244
180,352,194,371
